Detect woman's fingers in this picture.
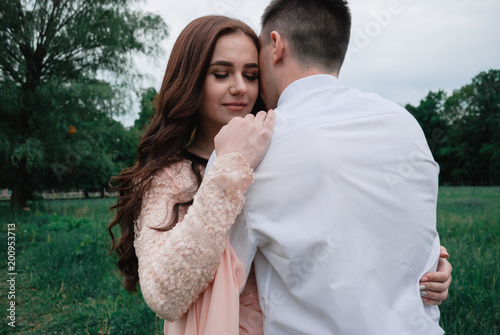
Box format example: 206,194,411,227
420,257,452,305
253,110,268,125
421,257,452,284
421,280,448,293
214,110,276,169
263,109,276,131
244,113,255,121
439,246,449,258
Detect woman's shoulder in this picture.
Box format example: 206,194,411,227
158,159,191,177
153,159,192,187
152,152,206,190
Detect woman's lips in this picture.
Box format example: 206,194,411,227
223,103,247,112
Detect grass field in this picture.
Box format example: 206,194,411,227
435,187,500,334
0,187,499,334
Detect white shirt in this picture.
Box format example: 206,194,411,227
212,74,444,334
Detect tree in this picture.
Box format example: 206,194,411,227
408,69,500,185
134,87,157,132
405,90,448,153
0,0,167,207
37,79,139,197
442,70,500,185
406,90,452,183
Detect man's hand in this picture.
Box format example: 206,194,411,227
215,110,276,169
419,246,452,305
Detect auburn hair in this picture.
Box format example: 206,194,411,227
107,16,260,292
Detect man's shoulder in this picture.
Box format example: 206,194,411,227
272,83,417,142
343,85,408,115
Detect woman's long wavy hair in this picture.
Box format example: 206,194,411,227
107,16,261,293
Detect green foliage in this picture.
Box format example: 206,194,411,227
134,87,158,133
0,0,167,84
0,0,168,207
407,69,500,185
11,137,45,173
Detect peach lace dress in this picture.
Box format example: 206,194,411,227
133,152,263,334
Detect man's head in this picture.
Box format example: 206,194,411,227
259,0,351,108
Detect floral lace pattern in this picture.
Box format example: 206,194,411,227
134,152,254,321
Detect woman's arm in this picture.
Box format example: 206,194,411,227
419,246,452,305
134,153,254,321
136,111,276,321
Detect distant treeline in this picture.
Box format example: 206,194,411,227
1,66,498,208
406,69,499,185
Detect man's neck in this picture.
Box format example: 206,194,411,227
276,63,338,99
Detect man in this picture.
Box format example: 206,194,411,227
216,0,448,333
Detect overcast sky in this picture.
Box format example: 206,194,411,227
117,0,500,126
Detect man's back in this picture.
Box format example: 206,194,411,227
229,75,444,334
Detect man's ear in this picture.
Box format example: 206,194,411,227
270,31,285,66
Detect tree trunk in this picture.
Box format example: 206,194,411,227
10,82,37,208
10,161,31,208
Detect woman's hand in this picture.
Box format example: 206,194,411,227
419,246,452,305
215,110,276,169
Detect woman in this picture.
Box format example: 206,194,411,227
109,16,270,334
108,15,451,335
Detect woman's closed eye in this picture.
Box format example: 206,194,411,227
214,72,228,79
244,73,259,81
213,72,258,80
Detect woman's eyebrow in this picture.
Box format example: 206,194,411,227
209,60,258,68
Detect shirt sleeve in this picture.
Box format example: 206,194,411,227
227,201,259,286
134,152,254,321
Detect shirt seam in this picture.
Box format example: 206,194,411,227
242,202,270,331
242,205,258,276
272,110,417,144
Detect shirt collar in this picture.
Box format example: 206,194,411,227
277,74,343,107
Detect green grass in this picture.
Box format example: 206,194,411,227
436,187,500,335
0,187,499,334
0,199,163,334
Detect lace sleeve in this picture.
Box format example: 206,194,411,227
134,152,254,321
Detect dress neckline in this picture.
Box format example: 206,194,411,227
182,149,209,166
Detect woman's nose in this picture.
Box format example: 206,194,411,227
229,75,247,95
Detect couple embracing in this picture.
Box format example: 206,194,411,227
109,1,452,334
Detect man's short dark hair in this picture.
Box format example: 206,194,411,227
261,0,351,73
